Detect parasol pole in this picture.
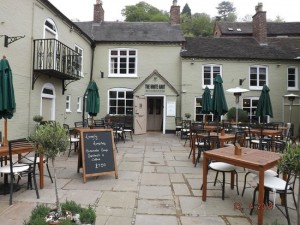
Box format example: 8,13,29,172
4,119,8,146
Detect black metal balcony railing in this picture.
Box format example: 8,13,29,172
32,39,82,93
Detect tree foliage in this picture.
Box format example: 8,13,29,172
181,13,214,37
121,1,168,22
181,3,191,17
216,1,236,21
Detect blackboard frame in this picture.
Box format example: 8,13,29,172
77,128,118,182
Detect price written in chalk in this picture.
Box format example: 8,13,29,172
81,130,117,178
95,163,107,168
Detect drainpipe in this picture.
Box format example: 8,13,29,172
82,41,96,124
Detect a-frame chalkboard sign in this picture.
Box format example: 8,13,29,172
77,128,118,182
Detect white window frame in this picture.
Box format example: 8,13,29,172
195,97,213,122
75,45,83,77
77,96,82,112
107,88,133,115
202,64,222,89
44,18,58,38
108,48,137,77
287,67,299,90
242,97,269,123
249,65,268,90
66,95,71,112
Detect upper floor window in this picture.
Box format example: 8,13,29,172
109,49,137,77
75,45,83,77
249,65,268,90
287,67,299,90
66,95,71,112
202,64,222,89
108,88,133,115
44,18,58,39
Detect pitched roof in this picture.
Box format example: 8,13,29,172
133,69,179,96
216,22,300,37
75,21,185,43
181,37,300,60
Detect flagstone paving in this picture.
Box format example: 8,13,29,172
0,132,297,225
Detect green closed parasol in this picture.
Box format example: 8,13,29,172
85,80,100,126
201,86,211,123
256,84,273,123
0,56,16,145
210,75,228,132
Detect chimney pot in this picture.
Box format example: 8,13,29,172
170,1,180,24
252,3,267,45
94,0,104,23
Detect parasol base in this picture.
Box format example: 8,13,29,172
0,183,21,195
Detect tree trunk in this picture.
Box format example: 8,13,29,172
51,158,61,216
297,177,300,225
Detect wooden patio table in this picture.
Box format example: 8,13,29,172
202,146,280,225
250,129,283,151
0,144,44,189
191,132,235,164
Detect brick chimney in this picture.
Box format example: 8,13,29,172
94,0,104,23
252,3,267,45
170,0,180,24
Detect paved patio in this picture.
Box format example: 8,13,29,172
0,132,297,225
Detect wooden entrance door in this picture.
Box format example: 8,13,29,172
147,97,163,131
134,96,147,135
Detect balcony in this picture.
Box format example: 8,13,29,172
32,39,82,94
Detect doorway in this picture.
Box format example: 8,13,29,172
147,97,163,131
41,83,55,121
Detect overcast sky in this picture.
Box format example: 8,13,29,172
48,0,300,22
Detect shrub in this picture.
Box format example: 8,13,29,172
80,206,96,224
61,200,82,215
226,107,248,122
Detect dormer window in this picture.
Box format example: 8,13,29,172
228,28,233,31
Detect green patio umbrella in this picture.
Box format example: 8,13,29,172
0,56,16,145
210,75,228,132
201,86,211,123
256,84,273,123
85,80,100,126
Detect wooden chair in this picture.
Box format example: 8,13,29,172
192,128,210,167
74,120,88,128
200,136,239,200
63,124,80,157
250,171,297,225
93,119,105,128
0,138,39,205
181,120,191,146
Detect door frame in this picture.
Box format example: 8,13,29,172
40,83,56,121
145,94,166,134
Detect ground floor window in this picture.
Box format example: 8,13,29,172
195,97,213,122
108,88,133,115
242,97,259,123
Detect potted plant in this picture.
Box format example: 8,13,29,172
33,115,44,124
29,122,69,223
184,112,191,120
24,200,96,225
277,143,300,225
